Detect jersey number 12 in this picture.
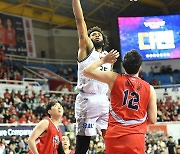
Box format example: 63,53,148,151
122,90,140,110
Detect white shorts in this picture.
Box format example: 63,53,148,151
75,92,110,136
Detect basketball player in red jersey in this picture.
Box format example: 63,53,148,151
27,100,65,154
83,49,157,154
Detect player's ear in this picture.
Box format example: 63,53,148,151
48,109,51,115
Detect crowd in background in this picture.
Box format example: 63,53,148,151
0,89,75,125
0,88,179,125
0,130,180,153
0,63,22,81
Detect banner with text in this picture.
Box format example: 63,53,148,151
0,125,65,139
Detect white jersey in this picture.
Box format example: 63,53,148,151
76,47,111,94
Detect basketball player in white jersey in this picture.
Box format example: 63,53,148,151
72,0,115,153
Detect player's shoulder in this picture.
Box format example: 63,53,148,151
34,118,50,131
78,48,100,65
39,118,50,125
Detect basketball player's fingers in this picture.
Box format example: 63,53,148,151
112,52,119,59
111,50,119,58
109,57,117,64
111,50,117,54
105,55,114,63
109,49,115,54
111,59,117,64
115,52,119,57
112,50,117,53
115,52,120,58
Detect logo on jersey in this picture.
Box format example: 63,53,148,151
53,135,60,148
82,123,94,129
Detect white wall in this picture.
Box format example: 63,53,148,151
33,28,78,60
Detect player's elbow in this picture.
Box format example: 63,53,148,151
147,116,157,124
26,137,33,145
26,138,30,145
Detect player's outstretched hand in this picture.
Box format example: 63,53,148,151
102,49,119,64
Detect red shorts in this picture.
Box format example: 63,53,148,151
105,134,145,154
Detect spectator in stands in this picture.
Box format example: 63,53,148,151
0,100,3,123
9,135,18,145
6,143,16,153
176,74,180,84
29,114,40,123
34,100,46,117
176,146,180,154
62,135,75,154
17,136,27,150
139,71,145,80
0,138,6,153
17,90,22,99
61,85,69,93
14,70,22,81
163,88,168,96
18,114,27,123
38,90,45,101
150,77,160,86
157,135,167,151
3,88,11,100
96,137,105,153
3,109,10,123
88,140,96,154
160,65,167,74
167,136,176,154
166,65,173,74
9,114,18,123
13,94,23,105
41,80,49,93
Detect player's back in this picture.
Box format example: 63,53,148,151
106,74,150,139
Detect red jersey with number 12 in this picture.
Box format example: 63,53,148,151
105,74,150,139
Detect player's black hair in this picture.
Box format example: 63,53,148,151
46,99,61,117
122,49,142,74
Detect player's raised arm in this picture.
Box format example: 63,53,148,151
72,0,93,60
